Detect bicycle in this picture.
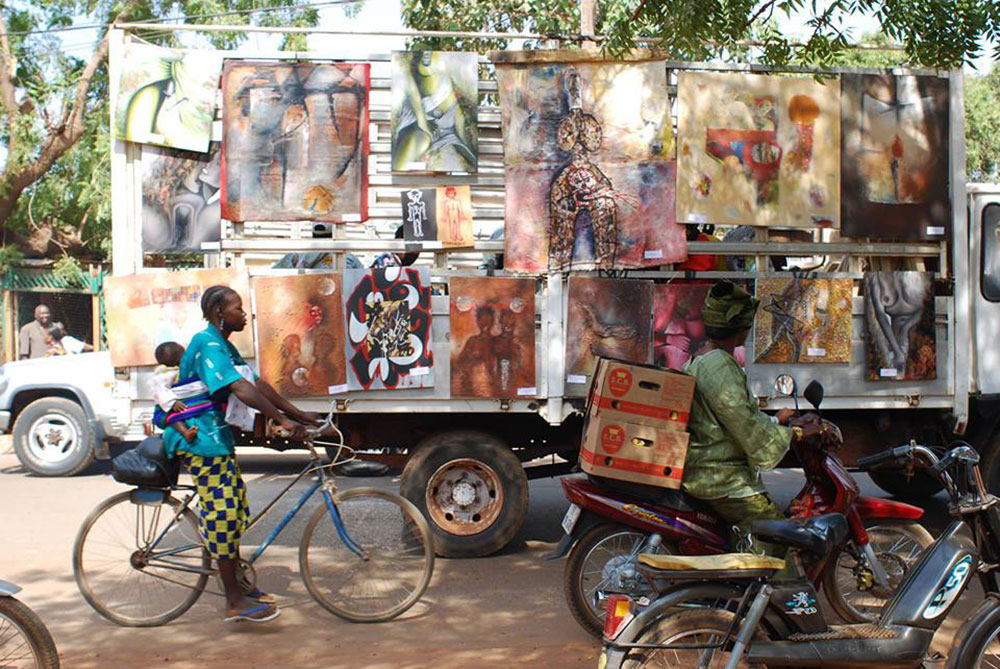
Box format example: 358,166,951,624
0,579,59,668
72,410,434,627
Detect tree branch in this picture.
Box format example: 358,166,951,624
0,14,20,176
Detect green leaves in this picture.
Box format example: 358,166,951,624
966,63,1000,180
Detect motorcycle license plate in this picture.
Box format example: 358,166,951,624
562,503,581,534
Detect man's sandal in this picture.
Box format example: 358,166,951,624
245,588,276,604
224,603,280,623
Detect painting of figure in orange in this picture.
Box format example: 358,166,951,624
450,277,535,398
254,273,346,396
438,185,474,247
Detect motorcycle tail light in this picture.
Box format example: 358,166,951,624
603,594,634,640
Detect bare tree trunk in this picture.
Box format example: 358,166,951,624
580,0,596,48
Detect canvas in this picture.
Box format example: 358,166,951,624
401,185,473,246
753,278,853,364
115,42,221,153
141,144,221,254
343,267,434,391
653,283,749,369
254,274,346,396
103,268,254,368
565,276,652,386
864,272,937,381
401,188,438,243
221,61,369,223
391,51,478,173
676,71,841,228
450,277,536,398
494,52,685,272
841,74,951,240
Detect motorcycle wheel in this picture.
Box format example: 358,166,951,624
564,523,669,638
620,608,764,668
822,519,934,623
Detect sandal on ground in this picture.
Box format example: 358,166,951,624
245,588,276,603
224,603,280,623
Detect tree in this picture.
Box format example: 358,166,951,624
966,63,1000,181
0,1,323,261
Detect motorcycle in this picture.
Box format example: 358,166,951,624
0,579,60,668
551,376,932,636
599,440,996,669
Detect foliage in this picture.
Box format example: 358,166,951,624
966,64,1000,181
52,254,86,284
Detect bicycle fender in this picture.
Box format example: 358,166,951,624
0,579,22,597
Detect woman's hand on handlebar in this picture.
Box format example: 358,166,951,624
295,411,324,427
278,417,308,440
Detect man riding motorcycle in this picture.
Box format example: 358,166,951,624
683,280,820,554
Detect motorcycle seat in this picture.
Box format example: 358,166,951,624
587,475,710,514
750,513,849,557
637,553,786,572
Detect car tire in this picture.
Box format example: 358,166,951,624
13,397,96,476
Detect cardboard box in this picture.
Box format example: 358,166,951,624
588,358,696,431
579,415,689,489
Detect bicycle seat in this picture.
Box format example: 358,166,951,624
751,513,849,557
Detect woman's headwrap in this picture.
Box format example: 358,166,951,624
701,280,759,331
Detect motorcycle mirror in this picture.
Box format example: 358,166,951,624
773,374,796,397
804,380,824,410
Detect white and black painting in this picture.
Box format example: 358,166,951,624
401,188,437,242
141,144,222,254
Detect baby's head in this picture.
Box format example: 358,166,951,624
154,341,185,368
46,322,66,342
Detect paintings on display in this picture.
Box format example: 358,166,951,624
343,267,434,391
221,61,369,223
141,144,222,254
449,277,536,398
103,269,254,368
676,71,841,229
401,185,474,247
864,272,937,381
565,276,653,385
494,52,686,272
841,74,951,240
753,278,853,364
391,51,479,173
115,42,222,153
254,274,347,396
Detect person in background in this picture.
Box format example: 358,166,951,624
45,322,93,355
18,305,52,359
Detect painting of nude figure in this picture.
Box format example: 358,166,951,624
864,271,936,381
565,276,652,386
450,277,536,398
654,283,749,370
254,273,346,396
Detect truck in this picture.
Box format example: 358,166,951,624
2,26,998,559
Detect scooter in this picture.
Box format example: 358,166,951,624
599,440,994,669
0,579,60,668
550,376,932,636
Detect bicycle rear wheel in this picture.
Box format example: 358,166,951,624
299,487,434,622
73,491,209,627
0,596,60,668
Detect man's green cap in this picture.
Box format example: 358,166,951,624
701,280,758,330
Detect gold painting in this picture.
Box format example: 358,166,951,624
753,278,853,364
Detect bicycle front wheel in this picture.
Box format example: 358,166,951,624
299,487,434,622
73,492,209,627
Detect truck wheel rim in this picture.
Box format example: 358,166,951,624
425,458,504,536
28,413,78,464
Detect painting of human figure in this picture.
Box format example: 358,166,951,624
221,61,369,222
494,51,686,272
653,283,751,370
450,278,536,398
401,188,438,242
254,274,346,396
115,42,221,153
753,278,853,364
841,74,950,240
401,185,473,246
565,276,652,386
864,272,936,380
103,269,254,368
676,71,841,228
343,267,434,391
141,144,221,253
391,51,478,173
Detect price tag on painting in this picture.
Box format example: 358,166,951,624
880,368,899,378
807,348,827,357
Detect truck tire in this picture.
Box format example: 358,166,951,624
867,466,943,500
12,397,96,477
400,431,528,558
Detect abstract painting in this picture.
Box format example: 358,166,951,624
343,267,434,391
864,272,936,381
565,276,652,385
494,51,685,272
753,278,853,364
254,274,346,396
222,61,369,222
841,74,950,240
654,283,711,370
391,51,478,173
676,71,840,228
141,144,221,253
450,277,536,398
103,268,254,368
115,42,221,153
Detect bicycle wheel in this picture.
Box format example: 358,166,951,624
299,487,434,622
0,596,60,669
73,491,209,627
